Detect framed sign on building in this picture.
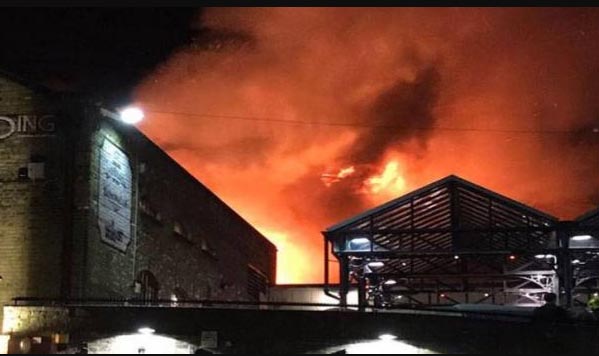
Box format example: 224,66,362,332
98,138,133,252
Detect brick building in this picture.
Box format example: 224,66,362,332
0,70,277,328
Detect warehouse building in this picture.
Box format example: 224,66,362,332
0,70,277,330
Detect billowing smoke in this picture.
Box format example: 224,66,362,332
136,8,599,284
349,65,441,165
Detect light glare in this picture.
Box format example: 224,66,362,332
138,327,155,335
571,235,593,242
378,334,397,341
368,261,385,268
351,238,371,245
120,107,145,124
0,335,9,354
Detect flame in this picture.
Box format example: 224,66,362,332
364,161,408,198
321,166,356,187
257,228,312,285
338,166,356,179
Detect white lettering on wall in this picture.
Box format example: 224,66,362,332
0,115,57,140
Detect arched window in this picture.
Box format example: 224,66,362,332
137,270,160,301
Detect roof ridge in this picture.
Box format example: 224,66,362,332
324,175,558,233
576,206,599,222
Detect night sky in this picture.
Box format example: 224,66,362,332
0,8,198,106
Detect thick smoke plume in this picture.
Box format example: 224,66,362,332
136,8,599,283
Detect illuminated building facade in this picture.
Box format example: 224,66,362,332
0,70,277,333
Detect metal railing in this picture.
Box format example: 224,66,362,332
11,297,599,327
11,297,357,311
5,296,572,325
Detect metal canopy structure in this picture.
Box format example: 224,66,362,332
323,175,599,309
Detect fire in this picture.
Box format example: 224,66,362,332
338,166,356,179
136,8,599,285
321,161,409,200
364,161,407,198
257,228,312,285
321,166,356,187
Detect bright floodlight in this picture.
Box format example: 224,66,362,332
351,237,371,245
120,107,144,124
379,334,398,341
368,261,385,268
536,254,556,260
384,279,397,286
138,327,155,335
571,235,593,242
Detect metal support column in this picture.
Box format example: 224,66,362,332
558,222,574,307
358,275,367,311
340,255,350,307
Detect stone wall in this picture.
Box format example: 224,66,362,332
76,103,277,301
77,118,138,299
0,75,66,325
2,306,69,336
128,129,277,301
75,112,277,301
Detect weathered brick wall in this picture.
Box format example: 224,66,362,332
78,118,138,299
79,111,277,301
2,306,69,336
0,75,66,326
132,132,277,301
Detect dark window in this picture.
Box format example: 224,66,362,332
247,265,269,301
173,221,192,242
201,239,218,259
137,270,160,301
139,199,162,223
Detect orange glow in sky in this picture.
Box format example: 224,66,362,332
136,8,599,284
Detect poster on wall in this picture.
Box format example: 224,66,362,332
98,139,133,252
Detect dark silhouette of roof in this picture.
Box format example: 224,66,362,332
326,175,558,233
323,175,560,276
